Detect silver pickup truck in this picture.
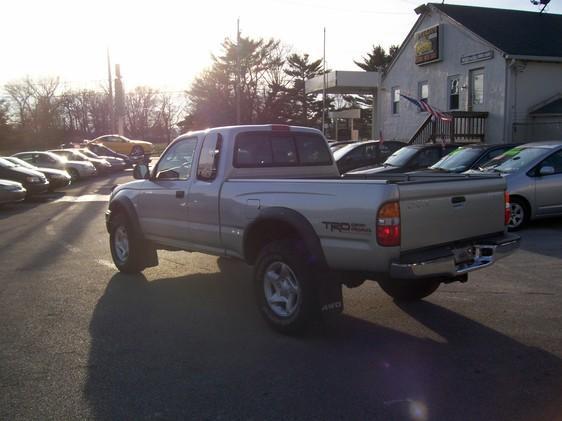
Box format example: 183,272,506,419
105,125,519,333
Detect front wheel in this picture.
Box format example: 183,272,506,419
109,213,146,273
378,278,440,301
254,240,316,334
508,198,528,231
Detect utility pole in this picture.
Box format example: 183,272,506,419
322,27,327,136
236,18,241,125
114,64,125,136
107,48,114,133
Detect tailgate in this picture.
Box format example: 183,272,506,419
398,177,506,251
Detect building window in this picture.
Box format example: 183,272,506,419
470,68,484,106
448,76,460,110
392,87,400,114
419,81,429,103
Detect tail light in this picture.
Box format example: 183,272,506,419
270,124,290,131
504,191,510,225
377,201,401,246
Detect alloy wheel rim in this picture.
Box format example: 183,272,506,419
114,225,129,264
263,261,300,318
509,203,524,228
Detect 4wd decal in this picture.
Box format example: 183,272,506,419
322,221,372,234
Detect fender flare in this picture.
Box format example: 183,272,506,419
107,194,142,236
243,207,327,268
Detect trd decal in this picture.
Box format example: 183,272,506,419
322,221,372,234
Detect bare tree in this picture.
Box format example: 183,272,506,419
125,86,159,139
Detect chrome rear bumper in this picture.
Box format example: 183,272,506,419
390,233,520,279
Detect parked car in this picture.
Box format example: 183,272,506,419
348,143,459,175
79,149,126,171
417,143,520,174
88,135,154,156
50,149,112,175
12,151,97,181
4,156,71,191
472,140,562,230
333,140,406,174
0,157,49,196
83,143,136,167
105,124,518,333
0,179,27,205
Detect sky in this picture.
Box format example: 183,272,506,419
2,0,561,94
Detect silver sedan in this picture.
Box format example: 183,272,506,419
475,141,562,229
0,179,27,204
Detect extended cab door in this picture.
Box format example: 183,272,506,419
136,137,198,243
185,132,225,254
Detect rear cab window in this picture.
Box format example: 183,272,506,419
233,131,332,168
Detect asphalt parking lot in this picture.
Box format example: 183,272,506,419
1,172,561,421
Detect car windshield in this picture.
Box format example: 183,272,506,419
81,149,100,158
332,143,363,161
6,157,36,169
63,150,89,161
481,147,546,173
384,146,418,166
0,157,17,168
430,147,482,172
44,152,65,163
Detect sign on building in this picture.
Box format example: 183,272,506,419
415,24,441,65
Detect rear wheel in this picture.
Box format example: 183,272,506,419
254,240,316,334
109,213,146,273
378,278,440,301
508,198,528,231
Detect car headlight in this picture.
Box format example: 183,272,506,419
26,176,41,183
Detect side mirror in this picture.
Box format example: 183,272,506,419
133,163,150,179
539,166,555,176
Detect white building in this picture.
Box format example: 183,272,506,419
306,3,562,144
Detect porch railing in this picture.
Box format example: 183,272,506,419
409,111,489,144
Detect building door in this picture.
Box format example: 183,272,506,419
469,68,485,112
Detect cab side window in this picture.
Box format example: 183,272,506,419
197,133,223,181
155,137,198,180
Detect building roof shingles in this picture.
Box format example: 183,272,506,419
431,3,562,58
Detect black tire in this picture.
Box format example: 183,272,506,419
109,213,146,273
254,240,316,334
508,198,529,231
68,168,80,181
378,278,440,301
131,145,144,156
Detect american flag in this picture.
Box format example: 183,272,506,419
400,94,453,122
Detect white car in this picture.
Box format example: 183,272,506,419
12,151,97,180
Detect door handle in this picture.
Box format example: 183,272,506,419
176,190,185,198
451,196,466,204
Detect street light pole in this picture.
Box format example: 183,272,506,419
322,27,326,136
236,18,241,125
107,48,114,132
